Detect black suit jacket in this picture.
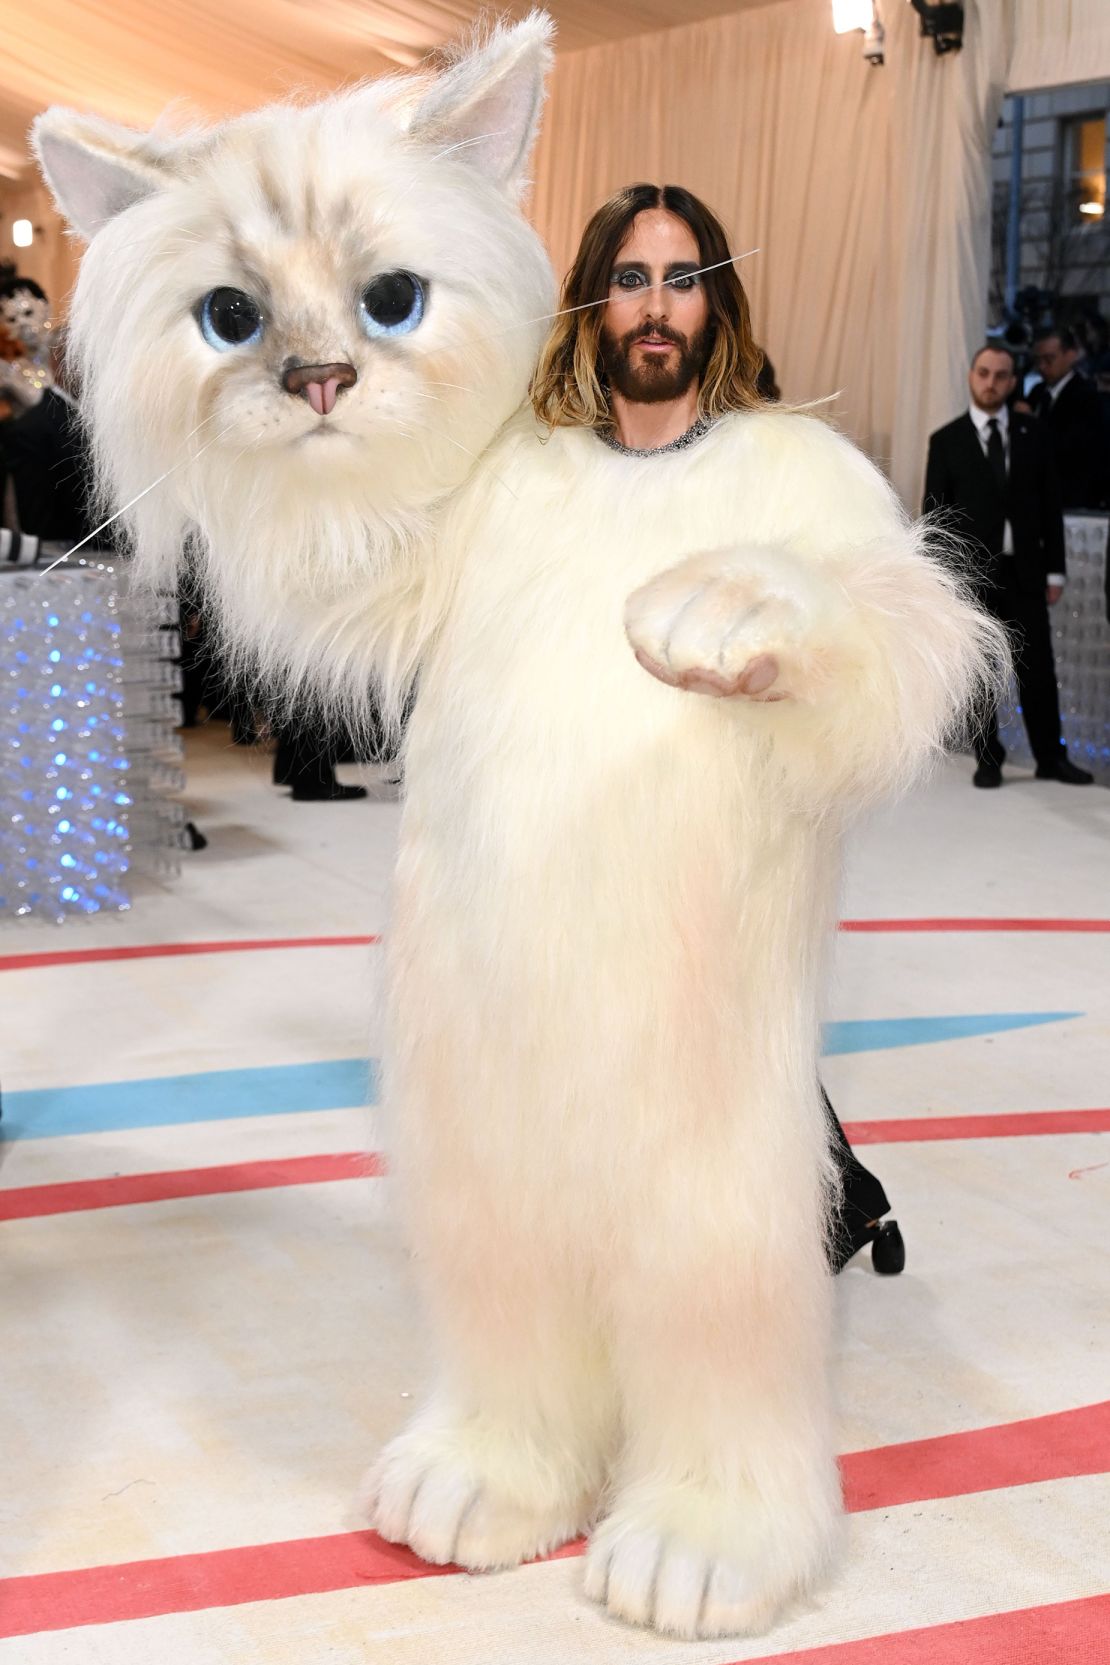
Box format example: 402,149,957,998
0,389,93,542
1029,373,1106,511
923,410,1065,595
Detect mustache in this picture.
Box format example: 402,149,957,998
619,322,687,351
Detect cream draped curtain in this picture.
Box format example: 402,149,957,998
532,0,1012,511
1008,0,1110,92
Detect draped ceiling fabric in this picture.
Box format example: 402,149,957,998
1,1,1109,507
0,1,773,180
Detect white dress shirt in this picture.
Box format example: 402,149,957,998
1046,368,1076,405
968,402,1064,588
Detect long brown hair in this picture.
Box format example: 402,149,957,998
531,183,764,431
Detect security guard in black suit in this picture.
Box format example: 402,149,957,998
924,344,1092,789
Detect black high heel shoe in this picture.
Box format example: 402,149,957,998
832,1216,906,1276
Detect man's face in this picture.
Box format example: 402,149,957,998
598,209,712,404
1032,335,1078,387
968,350,1016,413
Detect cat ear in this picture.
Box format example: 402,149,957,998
408,9,554,193
32,109,174,241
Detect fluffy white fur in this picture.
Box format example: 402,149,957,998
36,15,1007,1640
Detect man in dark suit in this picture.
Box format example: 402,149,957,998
1029,327,1107,511
924,344,1092,788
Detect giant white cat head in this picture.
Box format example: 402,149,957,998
33,14,555,711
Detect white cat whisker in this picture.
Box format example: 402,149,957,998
487,249,761,339
430,130,508,163
38,419,239,576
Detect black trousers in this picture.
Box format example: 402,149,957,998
975,571,1064,771
823,1086,890,1271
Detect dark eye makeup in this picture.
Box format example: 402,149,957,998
609,263,702,293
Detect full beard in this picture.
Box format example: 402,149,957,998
599,320,712,405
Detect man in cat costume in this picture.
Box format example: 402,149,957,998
35,13,1002,1639
532,180,903,1279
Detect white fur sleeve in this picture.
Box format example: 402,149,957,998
624,417,1009,810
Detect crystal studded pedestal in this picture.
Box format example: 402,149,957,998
998,512,1110,784
2,554,186,924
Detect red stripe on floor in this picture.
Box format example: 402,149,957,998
842,1108,1110,1145
726,1592,1110,1665
6,1108,1108,1222
2,1402,1106,1638
0,1532,453,1638
0,1153,385,1222
0,935,379,972
839,1400,1110,1512
3,919,1107,973
839,917,1110,933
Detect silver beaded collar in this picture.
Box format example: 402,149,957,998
597,415,717,459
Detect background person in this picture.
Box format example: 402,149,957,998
924,344,1091,789
1029,326,1107,512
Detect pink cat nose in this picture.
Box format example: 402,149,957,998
282,361,357,417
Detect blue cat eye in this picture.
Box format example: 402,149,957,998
198,288,264,352
359,271,426,339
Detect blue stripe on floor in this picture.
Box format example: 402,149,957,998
4,1059,377,1141
821,1011,1080,1056
1,1012,1080,1140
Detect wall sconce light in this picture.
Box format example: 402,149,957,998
908,0,964,54
13,219,34,248
832,0,874,30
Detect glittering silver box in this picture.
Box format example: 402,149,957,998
2,555,186,923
